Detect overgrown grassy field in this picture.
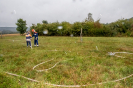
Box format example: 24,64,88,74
0,35,133,88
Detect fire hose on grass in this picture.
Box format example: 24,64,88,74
4,51,133,87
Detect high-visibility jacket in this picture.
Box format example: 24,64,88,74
26,33,32,41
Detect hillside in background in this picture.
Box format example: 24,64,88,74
0,27,30,34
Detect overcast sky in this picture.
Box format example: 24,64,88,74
0,0,133,27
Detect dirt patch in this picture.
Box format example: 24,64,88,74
2,34,20,36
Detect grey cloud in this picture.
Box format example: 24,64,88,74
0,0,133,27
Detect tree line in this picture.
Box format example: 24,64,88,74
16,17,133,37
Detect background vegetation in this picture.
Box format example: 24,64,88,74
29,17,133,37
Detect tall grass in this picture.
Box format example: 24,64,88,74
0,36,133,88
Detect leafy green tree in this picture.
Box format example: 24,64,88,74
36,23,41,34
94,19,102,28
30,24,36,35
61,21,72,36
42,20,48,24
82,21,94,36
84,13,94,22
42,23,48,35
16,18,27,35
72,22,82,36
47,22,59,36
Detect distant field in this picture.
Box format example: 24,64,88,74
0,35,133,88
2,33,20,36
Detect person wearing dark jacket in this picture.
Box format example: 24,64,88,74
32,29,39,47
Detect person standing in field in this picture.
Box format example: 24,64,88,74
32,29,39,47
26,31,32,47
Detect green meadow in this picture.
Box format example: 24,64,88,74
0,35,133,88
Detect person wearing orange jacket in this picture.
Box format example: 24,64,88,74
32,29,39,47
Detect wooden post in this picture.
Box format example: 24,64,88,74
80,28,82,42
81,28,82,34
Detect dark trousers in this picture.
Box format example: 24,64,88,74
34,39,38,45
26,41,31,46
